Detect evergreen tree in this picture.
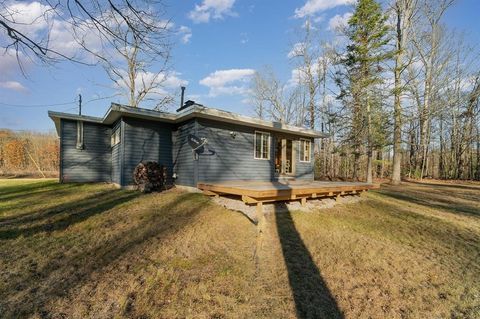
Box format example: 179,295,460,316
343,0,393,182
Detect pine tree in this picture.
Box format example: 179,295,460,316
343,0,393,183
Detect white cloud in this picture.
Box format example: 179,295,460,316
0,81,27,92
0,2,53,35
0,49,26,77
188,0,236,23
295,0,353,18
328,12,352,31
177,26,192,44
199,68,255,97
162,71,189,88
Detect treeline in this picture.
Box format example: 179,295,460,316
251,0,480,182
0,130,59,177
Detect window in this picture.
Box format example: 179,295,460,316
254,131,270,160
299,138,311,162
111,127,121,147
76,121,84,150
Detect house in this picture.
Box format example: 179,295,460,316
48,101,326,188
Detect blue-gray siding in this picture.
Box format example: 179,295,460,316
59,116,313,187
122,117,174,186
172,120,196,186
192,119,314,184
295,138,314,180
196,119,275,183
60,119,111,183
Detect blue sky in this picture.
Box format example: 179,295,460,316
1,0,479,132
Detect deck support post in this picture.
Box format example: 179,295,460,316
256,202,264,220
301,197,307,207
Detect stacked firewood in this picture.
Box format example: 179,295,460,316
133,161,167,193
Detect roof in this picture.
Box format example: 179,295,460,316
48,102,327,138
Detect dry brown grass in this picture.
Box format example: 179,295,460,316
0,179,479,318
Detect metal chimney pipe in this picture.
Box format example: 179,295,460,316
78,94,82,115
180,86,186,108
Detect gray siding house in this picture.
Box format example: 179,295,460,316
49,102,325,188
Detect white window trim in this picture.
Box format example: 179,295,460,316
299,138,311,163
254,131,271,160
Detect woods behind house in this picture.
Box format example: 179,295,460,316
0,130,59,177
251,0,480,182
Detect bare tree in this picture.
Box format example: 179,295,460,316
411,0,455,178
288,19,326,129
391,0,418,184
90,7,172,108
251,67,306,126
1,1,168,64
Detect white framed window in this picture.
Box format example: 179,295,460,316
254,131,270,160
111,127,121,147
299,138,311,162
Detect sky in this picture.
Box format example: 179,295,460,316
1,0,479,132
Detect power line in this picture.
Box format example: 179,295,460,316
0,93,119,109
0,100,77,108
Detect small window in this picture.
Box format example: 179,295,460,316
299,138,311,162
254,131,270,160
76,121,84,149
111,127,121,147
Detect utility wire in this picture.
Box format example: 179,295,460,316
0,100,77,108
0,93,119,109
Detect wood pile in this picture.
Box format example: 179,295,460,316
133,161,167,193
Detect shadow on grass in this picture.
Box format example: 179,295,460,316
377,187,479,218
1,192,208,318
0,190,140,239
406,180,480,192
0,183,77,204
0,180,58,197
274,203,343,319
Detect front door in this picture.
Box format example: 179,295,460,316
275,138,295,176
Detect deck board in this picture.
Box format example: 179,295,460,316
197,180,380,203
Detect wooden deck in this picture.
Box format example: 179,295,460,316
198,180,380,212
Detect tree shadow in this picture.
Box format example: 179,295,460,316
406,180,480,192
378,187,480,218
0,180,60,198
0,190,140,240
0,184,81,218
274,203,344,319
1,192,208,318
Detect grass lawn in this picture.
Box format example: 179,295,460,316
0,179,479,318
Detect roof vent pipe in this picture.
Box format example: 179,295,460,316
180,86,186,109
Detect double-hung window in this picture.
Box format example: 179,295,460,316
299,138,311,162
254,131,270,160
111,127,121,147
